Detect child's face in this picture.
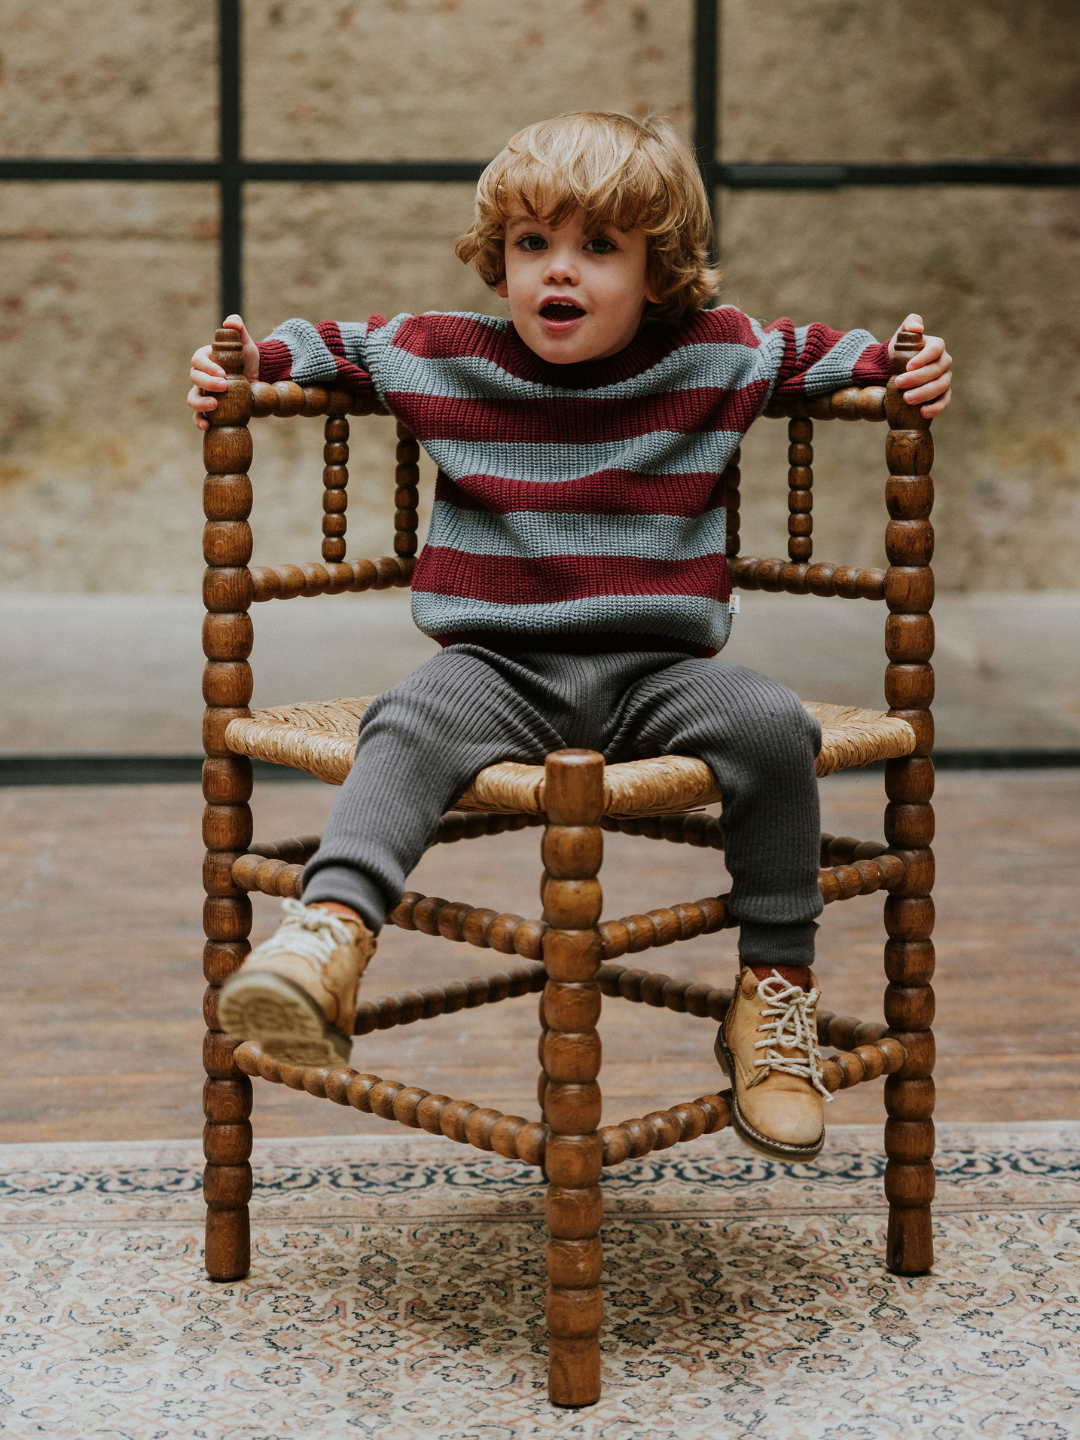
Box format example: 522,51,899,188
497,207,658,364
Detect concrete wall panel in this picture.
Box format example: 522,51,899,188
723,186,1080,590
722,0,1080,163
0,2,216,158
243,0,692,160
0,183,218,591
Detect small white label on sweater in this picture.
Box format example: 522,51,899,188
729,595,740,614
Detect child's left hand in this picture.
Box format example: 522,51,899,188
889,313,952,418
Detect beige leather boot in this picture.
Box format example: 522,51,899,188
219,899,376,1067
714,966,830,1161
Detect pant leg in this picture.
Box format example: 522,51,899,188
302,645,571,931
604,657,823,968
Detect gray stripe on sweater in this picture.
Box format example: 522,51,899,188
801,327,881,392
422,429,744,484
410,591,733,648
428,501,728,560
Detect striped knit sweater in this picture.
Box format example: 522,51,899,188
258,308,890,657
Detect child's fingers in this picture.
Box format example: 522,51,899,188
902,373,950,406
187,383,219,416
191,350,228,381
911,334,944,360
897,345,950,387
220,313,251,345
190,367,228,391
906,340,945,374
897,361,947,390
900,312,924,334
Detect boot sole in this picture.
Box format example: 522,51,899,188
218,970,353,1069
714,1026,825,1163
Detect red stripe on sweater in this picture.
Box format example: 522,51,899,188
257,324,385,393
852,343,891,385
384,378,769,445
412,549,732,605
388,307,762,389
312,320,378,395
257,339,294,383
771,323,890,397
434,469,726,518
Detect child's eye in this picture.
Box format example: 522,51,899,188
516,234,547,252
584,236,616,254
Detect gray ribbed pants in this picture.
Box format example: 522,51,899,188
302,645,824,967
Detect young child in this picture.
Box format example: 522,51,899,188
188,112,951,1162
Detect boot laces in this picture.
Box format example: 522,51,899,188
751,972,831,1101
254,898,357,971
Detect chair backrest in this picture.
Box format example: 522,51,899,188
200,326,934,757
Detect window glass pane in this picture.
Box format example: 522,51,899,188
244,0,691,160
721,0,1079,163
721,187,1080,589
0,183,219,591
0,2,217,158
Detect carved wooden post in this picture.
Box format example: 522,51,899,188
882,329,936,1275
541,750,605,1407
787,417,814,561
321,394,351,563
394,422,421,561
201,328,255,1281
723,445,741,560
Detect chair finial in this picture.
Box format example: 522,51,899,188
891,328,923,375
212,327,246,374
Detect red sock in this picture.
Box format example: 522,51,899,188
749,964,810,990
311,901,364,927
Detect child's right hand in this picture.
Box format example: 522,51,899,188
187,314,260,430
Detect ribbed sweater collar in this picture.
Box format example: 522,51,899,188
501,320,682,391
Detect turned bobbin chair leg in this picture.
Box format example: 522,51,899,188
881,333,936,1275
201,328,257,1280
540,750,606,1407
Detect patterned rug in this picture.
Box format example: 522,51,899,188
2,1123,1078,1440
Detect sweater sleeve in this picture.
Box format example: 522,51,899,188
256,317,390,404
765,317,891,399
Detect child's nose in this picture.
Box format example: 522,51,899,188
544,250,579,284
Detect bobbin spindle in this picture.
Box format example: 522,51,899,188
787,417,814,562
321,392,352,563
881,328,936,1275
723,445,741,560
541,750,605,1408
394,422,421,559
201,327,255,1282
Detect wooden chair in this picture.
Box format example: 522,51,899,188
200,326,936,1408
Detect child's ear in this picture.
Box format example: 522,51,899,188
495,277,509,298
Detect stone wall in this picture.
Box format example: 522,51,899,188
1,0,1076,592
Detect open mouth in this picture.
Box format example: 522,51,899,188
540,301,586,322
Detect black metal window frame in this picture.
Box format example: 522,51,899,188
1,0,1076,317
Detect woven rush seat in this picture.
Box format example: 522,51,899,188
225,696,915,815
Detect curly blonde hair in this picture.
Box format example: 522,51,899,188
455,111,720,324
